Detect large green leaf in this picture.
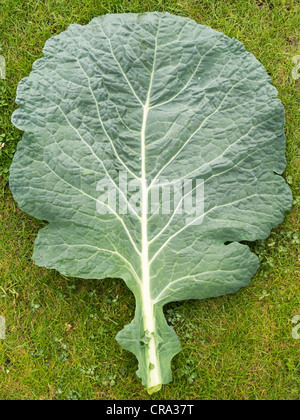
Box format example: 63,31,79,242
10,12,292,393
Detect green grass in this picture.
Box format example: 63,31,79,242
0,0,300,400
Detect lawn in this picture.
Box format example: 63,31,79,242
0,0,299,400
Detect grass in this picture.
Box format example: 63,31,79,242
0,0,300,400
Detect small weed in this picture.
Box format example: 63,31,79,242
80,365,99,380
178,357,198,384
166,308,186,326
66,390,82,400
102,374,117,387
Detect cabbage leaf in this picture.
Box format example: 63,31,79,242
10,12,292,393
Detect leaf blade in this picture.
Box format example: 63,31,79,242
10,12,292,393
